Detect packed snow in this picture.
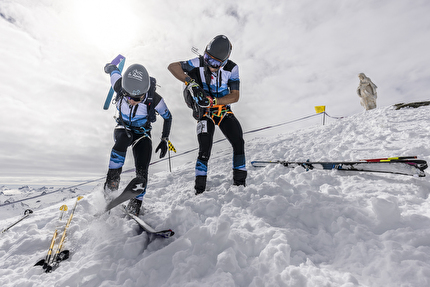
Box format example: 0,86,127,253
1,106,430,287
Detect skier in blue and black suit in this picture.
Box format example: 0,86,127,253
103,62,172,215
168,35,247,195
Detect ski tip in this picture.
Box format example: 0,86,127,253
155,229,175,238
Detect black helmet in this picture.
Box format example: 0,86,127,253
205,35,232,63
122,64,150,96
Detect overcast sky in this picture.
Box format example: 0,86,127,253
1,0,430,188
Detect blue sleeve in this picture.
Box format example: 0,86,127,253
180,57,200,73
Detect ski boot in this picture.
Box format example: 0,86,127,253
195,175,207,195
233,169,247,187
103,168,121,199
126,198,143,216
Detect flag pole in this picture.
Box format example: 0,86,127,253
166,140,176,172
314,106,326,126
168,149,172,172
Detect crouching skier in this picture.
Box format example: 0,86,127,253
103,62,172,215
168,35,247,195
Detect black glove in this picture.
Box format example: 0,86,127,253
186,80,206,100
155,138,168,158
104,63,119,74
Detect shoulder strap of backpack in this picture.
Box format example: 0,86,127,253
144,77,158,124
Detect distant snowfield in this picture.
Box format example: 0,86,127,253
1,106,430,286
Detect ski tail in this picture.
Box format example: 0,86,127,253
103,54,126,110
104,177,147,213
122,205,175,238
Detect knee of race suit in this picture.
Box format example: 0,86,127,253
109,149,126,169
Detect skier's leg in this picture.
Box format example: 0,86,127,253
104,128,133,193
126,135,152,215
195,118,215,194
219,114,247,186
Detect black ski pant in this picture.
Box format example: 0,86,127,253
106,127,151,189
195,113,247,191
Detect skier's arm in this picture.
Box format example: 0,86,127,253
154,96,172,139
161,117,172,139
155,103,171,159
104,63,122,92
168,62,189,83
216,90,239,105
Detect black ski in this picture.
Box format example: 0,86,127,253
122,205,174,238
104,177,147,213
251,159,427,177
1,209,33,234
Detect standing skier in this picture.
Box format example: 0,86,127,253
168,35,246,195
104,62,172,215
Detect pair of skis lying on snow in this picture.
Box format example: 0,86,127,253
251,156,428,177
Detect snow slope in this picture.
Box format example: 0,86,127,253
1,106,430,287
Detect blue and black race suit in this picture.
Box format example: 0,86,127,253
181,56,246,186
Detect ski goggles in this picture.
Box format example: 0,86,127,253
122,90,144,102
204,52,227,69
126,95,143,102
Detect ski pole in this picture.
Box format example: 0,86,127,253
35,205,68,269
168,148,172,172
53,196,83,263
1,209,33,233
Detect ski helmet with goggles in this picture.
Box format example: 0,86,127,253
122,64,150,97
204,35,232,68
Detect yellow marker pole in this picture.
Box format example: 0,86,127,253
167,140,177,172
